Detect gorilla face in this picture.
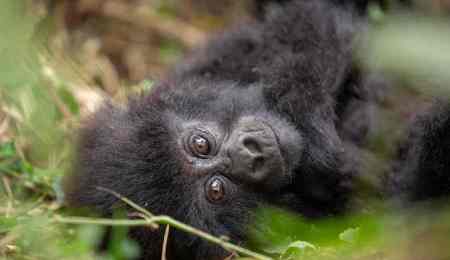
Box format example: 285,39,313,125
176,115,295,189
166,83,303,193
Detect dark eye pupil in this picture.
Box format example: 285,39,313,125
207,177,225,202
192,135,210,155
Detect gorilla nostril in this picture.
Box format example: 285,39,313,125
243,138,262,154
252,156,265,172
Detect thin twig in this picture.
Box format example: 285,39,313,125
161,225,170,260
154,216,272,260
90,187,273,260
96,187,154,217
55,215,272,260
96,186,158,228
54,215,152,227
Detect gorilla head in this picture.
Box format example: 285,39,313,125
65,1,377,259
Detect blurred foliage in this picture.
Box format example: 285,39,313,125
0,0,75,199
249,206,450,260
0,1,140,259
362,14,450,96
2,0,450,260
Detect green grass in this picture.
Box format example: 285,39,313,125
0,1,138,259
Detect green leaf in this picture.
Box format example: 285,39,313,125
58,87,80,115
0,216,18,232
0,142,16,158
339,227,360,244
159,40,183,64
141,79,155,93
262,237,293,254
281,240,318,260
19,159,34,175
287,241,317,251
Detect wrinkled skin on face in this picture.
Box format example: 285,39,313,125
64,1,386,259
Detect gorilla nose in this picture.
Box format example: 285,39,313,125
240,136,266,173
227,120,286,188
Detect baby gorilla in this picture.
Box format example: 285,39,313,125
65,0,389,259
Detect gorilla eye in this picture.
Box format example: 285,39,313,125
190,135,211,156
206,177,225,202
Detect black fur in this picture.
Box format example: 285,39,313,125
389,102,450,202
64,0,446,259
253,0,390,17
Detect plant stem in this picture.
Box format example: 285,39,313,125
54,215,272,260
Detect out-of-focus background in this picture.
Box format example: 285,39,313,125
2,0,450,259
45,0,252,84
